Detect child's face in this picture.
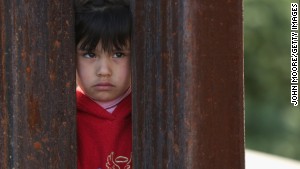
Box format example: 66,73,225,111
76,42,131,102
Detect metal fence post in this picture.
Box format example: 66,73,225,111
131,0,244,168
0,0,76,168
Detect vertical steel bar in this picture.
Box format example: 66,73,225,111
0,0,76,168
131,0,244,168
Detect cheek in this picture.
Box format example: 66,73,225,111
76,62,91,82
76,64,84,79
116,62,131,85
123,62,131,81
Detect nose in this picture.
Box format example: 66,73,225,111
96,57,111,77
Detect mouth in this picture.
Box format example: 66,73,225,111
93,82,115,90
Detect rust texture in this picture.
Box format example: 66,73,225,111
131,0,244,168
0,0,76,168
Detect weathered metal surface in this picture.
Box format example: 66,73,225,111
131,0,244,168
0,0,76,168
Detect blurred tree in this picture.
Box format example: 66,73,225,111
244,0,300,160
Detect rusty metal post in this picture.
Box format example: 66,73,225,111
131,0,244,168
0,0,76,168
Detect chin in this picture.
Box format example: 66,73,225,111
94,96,115,102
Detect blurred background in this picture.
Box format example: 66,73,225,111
244,0,300,161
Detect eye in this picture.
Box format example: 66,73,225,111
112,52,125,58
82,52,96,58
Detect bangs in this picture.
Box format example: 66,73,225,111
75,6,132,51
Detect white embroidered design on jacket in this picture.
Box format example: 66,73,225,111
106,152,132,169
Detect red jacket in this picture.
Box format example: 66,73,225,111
77,91,132,169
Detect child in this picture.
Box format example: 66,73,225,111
75,0,132,168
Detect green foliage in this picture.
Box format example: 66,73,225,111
244,0,300,160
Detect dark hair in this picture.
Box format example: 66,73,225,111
75,0,132,52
